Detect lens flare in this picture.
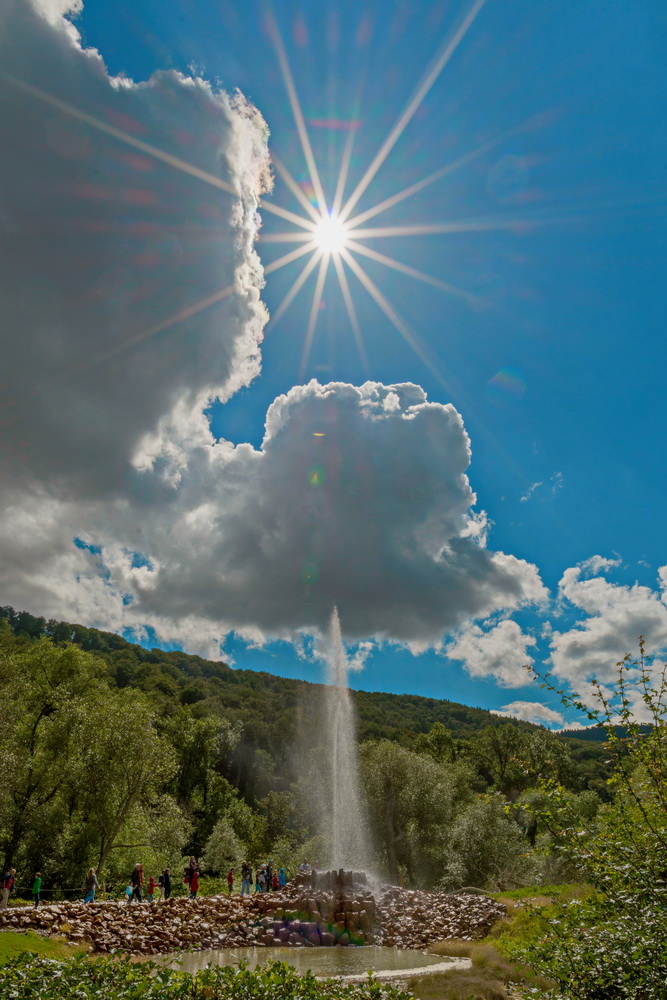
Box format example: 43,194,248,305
314,213,348,255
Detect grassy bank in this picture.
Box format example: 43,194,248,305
0,929,88,964
406,886,593,999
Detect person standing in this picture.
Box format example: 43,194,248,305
159,868,172,900
240,862,252,895
1,869,16,909
189,868,199,899
32,872,42,907
84,869,99,903
266,860,273,890
129,863,142,902
147,875,156,902
279,867,286,888
226,867,234,894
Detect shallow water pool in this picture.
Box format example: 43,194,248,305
152,945,454,978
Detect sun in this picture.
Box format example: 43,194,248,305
314,213,348,255
258,3,492,380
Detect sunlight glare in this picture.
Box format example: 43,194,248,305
315,213,348,255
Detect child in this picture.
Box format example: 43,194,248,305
147,875,156,902
189,868,199,899
271,871,280,891
32,872,42,907
125,884,134,903
226,868,234,894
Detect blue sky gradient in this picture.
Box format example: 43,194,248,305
2,0,666,727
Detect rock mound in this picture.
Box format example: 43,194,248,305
376,886,505,949
0,872,506,956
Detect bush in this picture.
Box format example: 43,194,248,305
510,640,667,999
202,816,244,873
438,793,538,891
0,955,414,1000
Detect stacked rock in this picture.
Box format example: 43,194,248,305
376,886,506,948
0,895,262,955
253,869,377,947
0,873,506,955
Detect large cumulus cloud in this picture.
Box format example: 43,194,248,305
0,381,546,648
0,0,270,497
0,1,550,657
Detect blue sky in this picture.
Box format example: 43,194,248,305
1,0,666,727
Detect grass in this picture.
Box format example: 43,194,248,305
404,885,593,999
0,930,89,964
409,939,553,1000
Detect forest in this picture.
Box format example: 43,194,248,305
0,605,609,895
3,606,667,996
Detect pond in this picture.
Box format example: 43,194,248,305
151,945,463,978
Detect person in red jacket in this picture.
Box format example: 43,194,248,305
1,869,16,909
189,868,199,899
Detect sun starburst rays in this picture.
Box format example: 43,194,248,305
256,1,503,381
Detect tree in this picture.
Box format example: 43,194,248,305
202,817,244,874
71,686,177,873
413,722,457,762
439,792,537,890
511,641,667,999
361,739,472,884
0,632,105,872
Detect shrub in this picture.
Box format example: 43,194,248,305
0,955,415,1000
509,640,667,999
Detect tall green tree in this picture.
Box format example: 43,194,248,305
361,739,472,884
0,632,105,872
71,687,178,873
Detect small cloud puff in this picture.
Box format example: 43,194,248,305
493,701,564,727
447,619,537,687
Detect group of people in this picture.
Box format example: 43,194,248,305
1,856,311,908
124,862,176,903
232,860,293,895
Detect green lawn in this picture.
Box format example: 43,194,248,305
0,929,88,964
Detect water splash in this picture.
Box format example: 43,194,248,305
323,607,371,870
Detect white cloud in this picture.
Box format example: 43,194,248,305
549,561,667,692
0,0,270,499
520,472,562,503
0,2,549,659
579,554,622,575
348,641,376,672
520,482,543,503
0,380,547,649
447,619,538,687
493,701,565,726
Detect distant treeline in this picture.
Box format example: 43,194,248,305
0,604,614,892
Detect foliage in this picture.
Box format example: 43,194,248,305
0,955,414,1000
202,816,245,872
507,639,667,998
438,793,538,891
0,606,615,893
361,740,473,883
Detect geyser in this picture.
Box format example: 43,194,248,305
322,607,372,871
